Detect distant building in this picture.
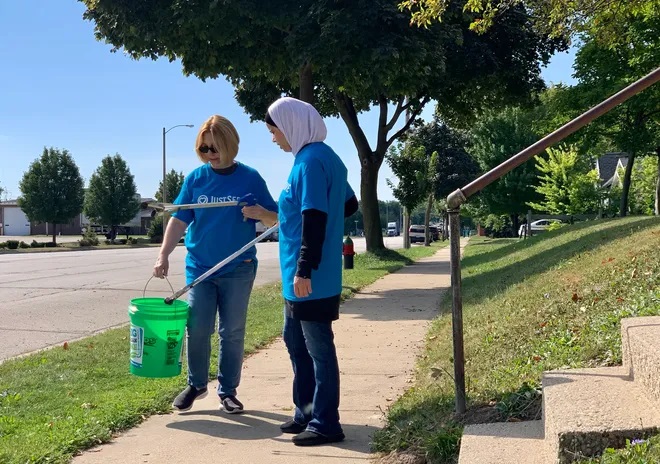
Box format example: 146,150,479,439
0,196,157,237
596,152,629,189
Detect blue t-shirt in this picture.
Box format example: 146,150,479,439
278,142,354,302
173,162,277,284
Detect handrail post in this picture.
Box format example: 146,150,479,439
448,208,466,414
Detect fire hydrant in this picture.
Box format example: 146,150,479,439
343,235,355,270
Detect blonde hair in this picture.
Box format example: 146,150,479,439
195,115,240,163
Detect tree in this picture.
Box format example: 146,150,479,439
528,145,601,215
387,144,430,248
467,106,543,232
18,148,84,244
406,120,480,243
570,11,660,216
656,148,660,216
155,169,185,203
400,0,653,44
84,154,140,241
628,156,658,216
80,0,560,251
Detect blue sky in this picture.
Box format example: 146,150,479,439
0,1,577,203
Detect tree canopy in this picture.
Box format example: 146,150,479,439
569,10,660,215
84,154,140,239
400,0,655,45
18,148,85,244
528,145,600,215
81,0,561,250
467,106,542,224
155,169,185,203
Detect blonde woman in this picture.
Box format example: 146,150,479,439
153,115,277,414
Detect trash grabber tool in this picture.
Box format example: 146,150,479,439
164,223,278,304
149,193,257,214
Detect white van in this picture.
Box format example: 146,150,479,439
409,225,425,243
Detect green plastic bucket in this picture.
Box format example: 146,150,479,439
128,297,189,378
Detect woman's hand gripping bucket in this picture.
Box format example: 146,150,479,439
128,277,189,378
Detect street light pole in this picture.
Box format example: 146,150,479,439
162,124,194,232
162,127,167,204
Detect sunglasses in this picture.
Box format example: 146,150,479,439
198,145,218,154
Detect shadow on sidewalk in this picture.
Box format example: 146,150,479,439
169,409,379,454
340,259,451,323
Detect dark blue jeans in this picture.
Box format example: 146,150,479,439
282,311,342,436
186,261,256,397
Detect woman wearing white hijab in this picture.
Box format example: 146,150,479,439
243,97,358,446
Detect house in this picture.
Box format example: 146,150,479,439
0,196,157,237
596,152,629,189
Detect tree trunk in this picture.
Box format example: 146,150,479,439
510,214,519,238
299,62,313,104
361,162,384,252
52,223,57,245
620,153,636,217
403,206,411,249
424,194,433,246
655,148,660,216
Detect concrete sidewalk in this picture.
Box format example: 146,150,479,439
74,242,465,464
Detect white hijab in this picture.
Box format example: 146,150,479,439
267,97,327,155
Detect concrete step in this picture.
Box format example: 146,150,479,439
459,420,550,464
543,366,660,463
622,316,660,402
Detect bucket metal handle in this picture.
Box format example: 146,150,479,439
142,276,175,298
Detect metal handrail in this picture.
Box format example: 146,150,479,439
446,66,660,414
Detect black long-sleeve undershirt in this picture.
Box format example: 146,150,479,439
296,195,359,279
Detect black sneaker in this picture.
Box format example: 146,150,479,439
280,419,307,434
172,385,208,411
220,395,244,414
292,430,345,446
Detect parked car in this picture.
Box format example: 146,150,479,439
409,225,426,243
255,222,278,241
518,219,561,237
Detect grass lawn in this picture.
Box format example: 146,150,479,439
0,241,444,464
372,216,660,463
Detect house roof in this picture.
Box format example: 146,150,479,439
0,200,19,207
596,152,628,185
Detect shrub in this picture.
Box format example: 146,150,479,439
81,227,100,246
148,215,163,243
7,240,19,250
547,221,565,232
128,237,138,245
0,242,7,249
30,240,46,248
19,241,29,249
44,242,57,248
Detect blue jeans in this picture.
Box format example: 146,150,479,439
282,311,342,436
186,261,256,397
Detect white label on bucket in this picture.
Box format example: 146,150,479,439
130,325,144,368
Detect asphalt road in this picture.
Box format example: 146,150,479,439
0,236,403,360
